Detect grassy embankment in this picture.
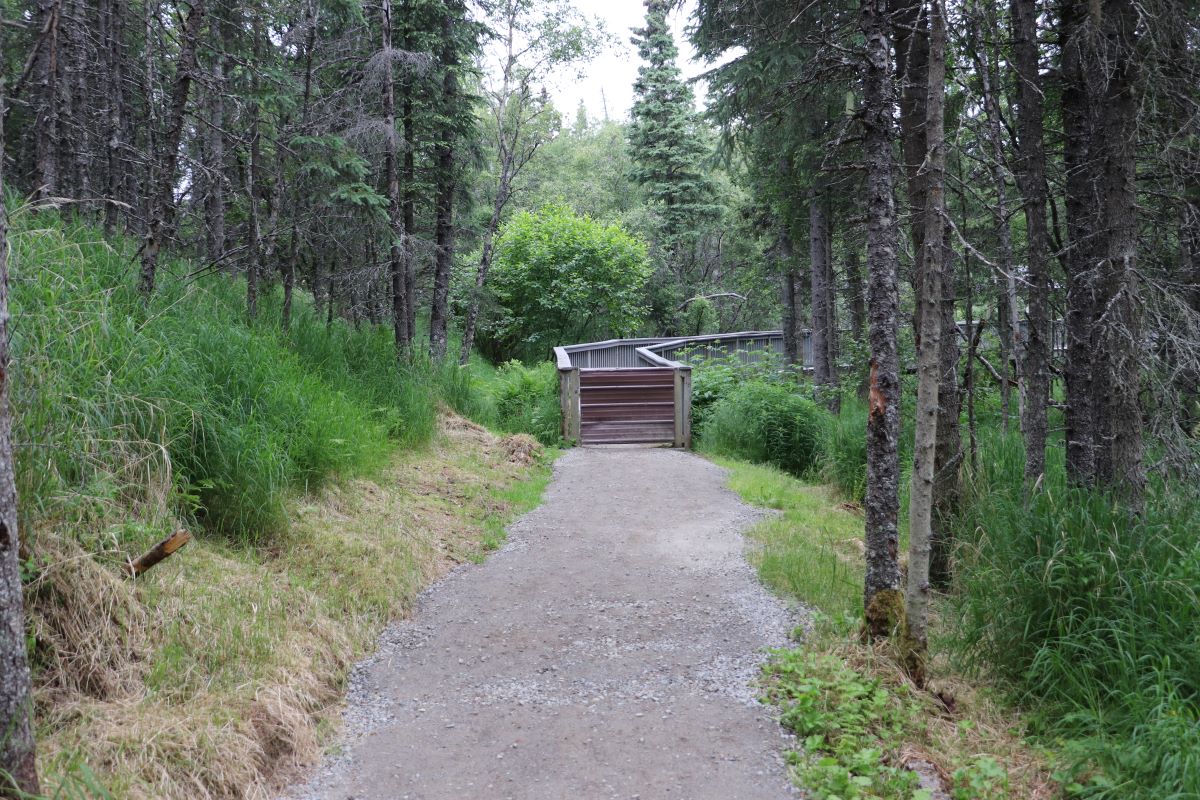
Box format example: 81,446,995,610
8,204,558,798
700,364,1200,798
714,456,1055,800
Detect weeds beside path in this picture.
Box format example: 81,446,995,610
715,458,1059,800
33,414,552,799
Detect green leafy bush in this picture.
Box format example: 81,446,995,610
480,203,652,362
487,361,561,445
700,381,828,476
689,350,796,430
952,433,1200,798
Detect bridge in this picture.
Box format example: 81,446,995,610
553,331,788,447
553,322,1065,447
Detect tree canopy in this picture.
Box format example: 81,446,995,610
480,203,652,362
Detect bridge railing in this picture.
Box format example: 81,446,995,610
552,331,788,446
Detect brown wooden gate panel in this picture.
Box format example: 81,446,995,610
578,368,675,444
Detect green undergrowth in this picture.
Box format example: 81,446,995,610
8,206,473,544
462,359,562,446
952,429,1200,799
699,381,827,475
762,651,932,800
717,458,863,619
718,456,1048,799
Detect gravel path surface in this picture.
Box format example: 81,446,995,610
282,446,803,800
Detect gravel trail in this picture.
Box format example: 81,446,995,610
283,446,802,800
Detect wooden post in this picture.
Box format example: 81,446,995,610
673,367,692,448
559,366,580,444
559,366,571,441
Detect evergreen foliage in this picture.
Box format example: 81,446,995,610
627,0,719,279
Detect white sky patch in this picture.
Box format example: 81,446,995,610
539,0,716,122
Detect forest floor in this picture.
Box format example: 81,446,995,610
281,446,803,800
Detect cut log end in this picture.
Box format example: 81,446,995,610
125,529,192,578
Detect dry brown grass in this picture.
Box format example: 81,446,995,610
28,413,550,799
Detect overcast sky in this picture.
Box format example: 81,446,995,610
540,0,714,122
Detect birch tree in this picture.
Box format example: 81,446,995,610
904,0,947,685
458,0,602,364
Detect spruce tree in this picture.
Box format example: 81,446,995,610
628,0,716,282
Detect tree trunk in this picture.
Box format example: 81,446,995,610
137,0,206,299
102,0,130,234
31,0,61,201
782,272,799,366
401,74,417,343
1010,0,1051,484
904,0,948,687
893,0,928,300
281,232,297,331
64,0,91,208
381,0,409,355
964,245,978,473
968,4,1023,429
429,10,459,361
810,188,834,404
860,0,903,639
205,48,226,264
1092,1,1142,500
0,78,42,798
1060,0,1143,500
896,0,959,585
931,228,961,585
245,115,261,321
430,167,455,360
824,209,840,410
459,179,508,365
846,243,869,400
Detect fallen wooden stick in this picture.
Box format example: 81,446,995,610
125,529,192,578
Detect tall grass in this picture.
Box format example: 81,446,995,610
951,429,1200,797
821,399,868,503
439,358,561,445
8,208,450,542
700,381,828,475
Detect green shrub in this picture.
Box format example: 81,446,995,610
487,361,561,445
951,434,1200,798
689,350,798,430
700,381,828,475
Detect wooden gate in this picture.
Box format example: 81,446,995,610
578,368,677,445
